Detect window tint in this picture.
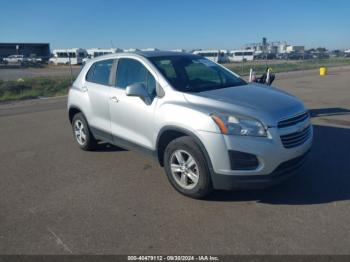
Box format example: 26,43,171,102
86,63,95,81
150,55,246,92
196,52,218,57
153,59,177,79
116,58,156,97
86,59,113,85
185,61,221,85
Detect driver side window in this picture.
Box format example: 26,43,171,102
115,58,156,98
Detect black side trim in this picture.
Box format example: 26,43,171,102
90,127,113,143
90,127,156,158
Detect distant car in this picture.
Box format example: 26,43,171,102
277,53,312,60
316,53,330,59
0,57,8,65
28,57,43,64
302,53,313,60
287,53,302,60
4,55,29,64
276,53,288,60
255,53,276,60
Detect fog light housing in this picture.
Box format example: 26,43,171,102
229,150,259,170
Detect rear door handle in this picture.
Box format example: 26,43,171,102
110,96,119,103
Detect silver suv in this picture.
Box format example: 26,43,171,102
68,51,312,198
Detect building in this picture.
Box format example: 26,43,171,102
278,43,288,54
0,42,50,61
286,45,305,53
242,38,307,56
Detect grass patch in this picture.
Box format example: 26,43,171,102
0,77,71,102
1,58,350,102
224,58,350,75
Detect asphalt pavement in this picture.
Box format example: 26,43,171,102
0,68,350,254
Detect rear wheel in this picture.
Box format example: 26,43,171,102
164,136,213,198
72,113,97,151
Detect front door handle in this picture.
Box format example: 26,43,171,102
110,96,119,103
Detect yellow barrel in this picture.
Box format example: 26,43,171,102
320,66,327,76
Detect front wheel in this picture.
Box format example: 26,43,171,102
72,113,97,151
164,136,213,198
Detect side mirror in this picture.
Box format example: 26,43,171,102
125,83,151,104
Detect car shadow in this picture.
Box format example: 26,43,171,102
205,124,350,205
309,107,350,118
93,142,127,152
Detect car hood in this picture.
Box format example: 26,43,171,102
183,83,306,126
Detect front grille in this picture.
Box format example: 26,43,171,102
280,125,311,148
278,111,309,128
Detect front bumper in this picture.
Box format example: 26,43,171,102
197,126,313,190
211,150,310,190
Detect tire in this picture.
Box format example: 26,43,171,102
164,136,213,198
72,113,97,151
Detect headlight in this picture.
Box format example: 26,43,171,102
211,113,267,137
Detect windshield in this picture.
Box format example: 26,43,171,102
150,55,246,92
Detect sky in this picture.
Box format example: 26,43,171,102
0,0,349,50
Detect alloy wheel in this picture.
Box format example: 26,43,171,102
170,149,200,190
74,119,87,146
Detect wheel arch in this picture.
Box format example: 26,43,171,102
156,126,214,173
68,105,85,123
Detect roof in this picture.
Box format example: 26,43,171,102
84,50,197,64
0,42,50,46
133,50,192,58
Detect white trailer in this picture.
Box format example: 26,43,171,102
345,49,350,57
50,48,87,65
192,50,229,63
228,50,255,62
140,48,159,51
170,49,186,53
83,48,122,63
123,48,140,53
86,48,122,58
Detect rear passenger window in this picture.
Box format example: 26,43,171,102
116,58,156,97
86,59,113,85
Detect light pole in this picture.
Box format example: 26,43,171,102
68,52,73,85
